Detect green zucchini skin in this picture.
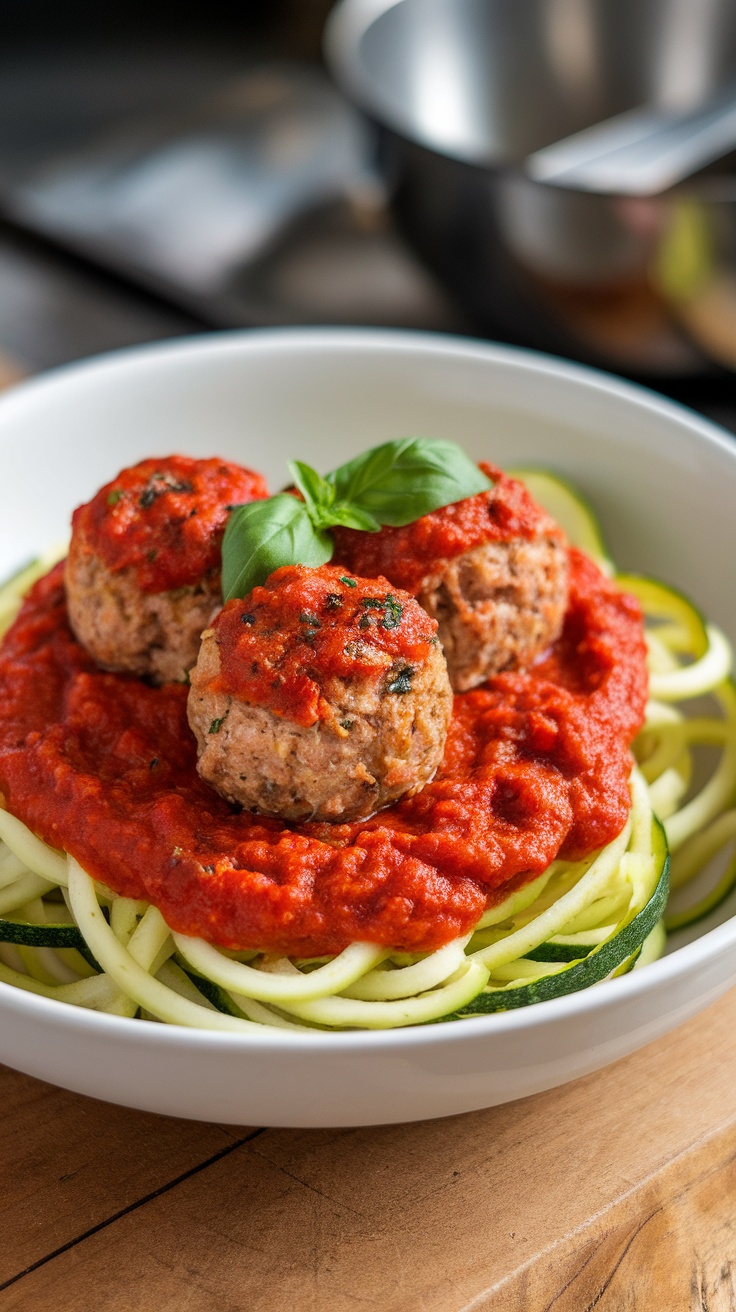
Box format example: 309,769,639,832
0,916,101,970
0,917,86,950
524,942,600,964
180,966,243,1017
665,853,736,932
455,818,669,1016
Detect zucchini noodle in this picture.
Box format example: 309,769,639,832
1,489,735,1031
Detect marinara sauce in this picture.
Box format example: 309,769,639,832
71,455,268,593
0,548,647,957
333,463,561,592
212,564,438,727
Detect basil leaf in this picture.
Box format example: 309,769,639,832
288,460,334,515
222,441,491,597
327,503,382,532
222,495,333,601
329,437,492,527
288,460,381,532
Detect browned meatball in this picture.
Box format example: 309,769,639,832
418,535,568,693
187,564,453,823
65,455,268,683
65,549,221,686
333,463,568,692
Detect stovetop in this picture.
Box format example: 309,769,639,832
0,43,732,435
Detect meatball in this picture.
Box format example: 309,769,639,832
187,564,453,822
418,535,568,693
333,464,568,692
65,455,268,684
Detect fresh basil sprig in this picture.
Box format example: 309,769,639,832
222,495,332,602
222,438,492,601
327,437,490,527
289,460,382,532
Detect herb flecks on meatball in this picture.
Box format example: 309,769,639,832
187,564,453,823
65,455,268,684
333,464,568,692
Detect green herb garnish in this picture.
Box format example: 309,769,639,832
328,438,490,528
289,460,381,532
209,718,226,734
139,473,193,509
381,595,403,630
361,594,403,630
222,439,492,600
222,495,332,602
387,666,415,695
107,488,124,507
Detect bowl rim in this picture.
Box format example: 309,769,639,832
2,322,736,1053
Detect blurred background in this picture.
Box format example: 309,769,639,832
1,0,736,430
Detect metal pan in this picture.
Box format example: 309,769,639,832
327,0,736,376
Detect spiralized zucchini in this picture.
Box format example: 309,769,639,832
0,480,734,1031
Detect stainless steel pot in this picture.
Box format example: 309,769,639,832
326,0,736,375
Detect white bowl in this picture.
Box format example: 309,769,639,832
1,328,736,1127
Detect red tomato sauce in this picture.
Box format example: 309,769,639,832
333,464,563,593
0,549,647,956
72,456,268,593
213,565,438,727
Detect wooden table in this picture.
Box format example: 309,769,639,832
1,226,736,1312
0,988,734,1310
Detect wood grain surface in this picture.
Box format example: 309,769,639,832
1,985,736,1311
